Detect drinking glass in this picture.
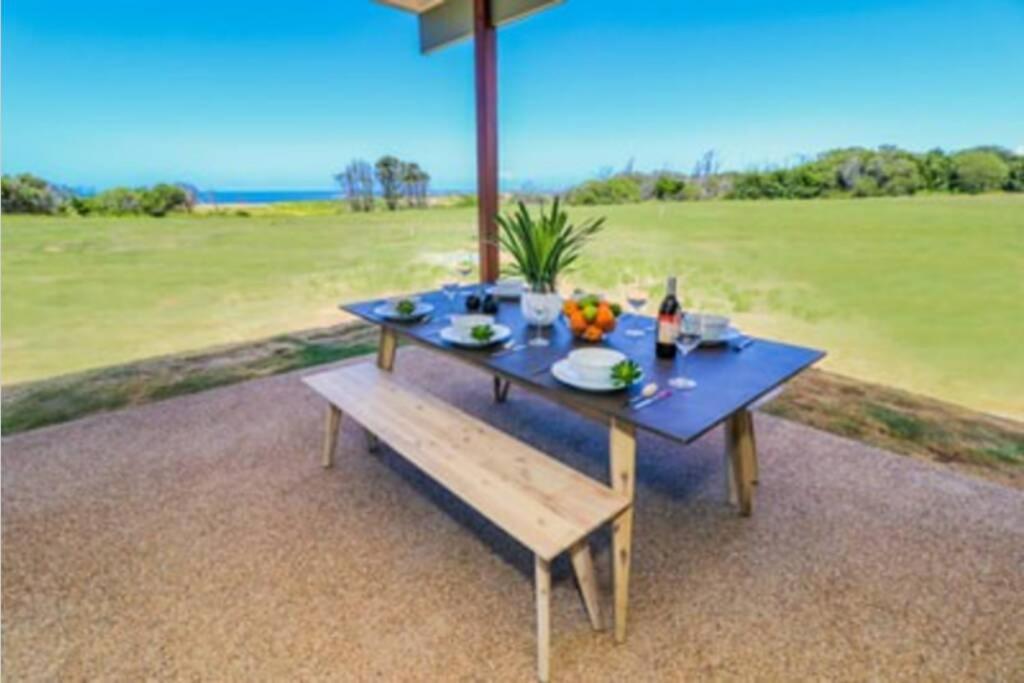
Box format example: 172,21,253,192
625,280,649,337
440,281,459,316
669,316,701,389
528,301,550,347
457,254,478,300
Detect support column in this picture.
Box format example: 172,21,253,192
473,0,499,283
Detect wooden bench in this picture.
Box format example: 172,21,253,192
304,361,631,682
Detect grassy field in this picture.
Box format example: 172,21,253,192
3,194,1022,418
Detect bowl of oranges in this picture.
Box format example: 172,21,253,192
563,294,623,342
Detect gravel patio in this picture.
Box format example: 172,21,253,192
3,348,1021,680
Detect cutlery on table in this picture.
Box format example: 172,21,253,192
628,382,659,407
492,341,526,357
731,337,754,352
632,388,672,410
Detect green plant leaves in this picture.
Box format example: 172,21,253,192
495,198,604,291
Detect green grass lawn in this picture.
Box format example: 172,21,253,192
3,194,1022,419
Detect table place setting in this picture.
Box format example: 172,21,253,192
438,314,513,348
371,296,435,323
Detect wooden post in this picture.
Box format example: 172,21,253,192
473,0,499,283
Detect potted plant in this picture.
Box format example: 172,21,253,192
496,198,604,325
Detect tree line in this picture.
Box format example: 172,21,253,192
334,156,431,212
1,175,197,216
566,145,1024,205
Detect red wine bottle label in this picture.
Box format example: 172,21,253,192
657,314,679,344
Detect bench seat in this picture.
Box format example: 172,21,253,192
304,361,631,681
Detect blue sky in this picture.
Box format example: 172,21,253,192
2,0,1022,191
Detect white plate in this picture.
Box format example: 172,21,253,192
374,302,434,321
700,327,742,346
551,358,644,392
440,324,512,348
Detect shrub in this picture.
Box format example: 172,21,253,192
139,184,189,216
851,176,881,197
952,151,1010,193
1,174,68,214
1006,156,1024,192
72,184,190,217
566,176,642,205
652,174,685,200
88,187,143,215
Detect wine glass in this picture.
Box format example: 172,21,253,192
441,280,459,315
456,254,477,301
456,257,474,282
625,279,649,337
669,315,702,390
528,301,550,347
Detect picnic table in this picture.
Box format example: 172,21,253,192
343,286,824,642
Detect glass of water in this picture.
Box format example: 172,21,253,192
669,315,702,390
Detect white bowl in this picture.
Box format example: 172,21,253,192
568,348,626,384
450,314,495,334
684,313,731,340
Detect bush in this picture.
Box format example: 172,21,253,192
851,176,881,197
1,174,68,214
87,187,143,215
1006,156,1024,192
952,151,1010,193
71,184,191,217
567,176,642,205
652,174,685,200
139,184,189,216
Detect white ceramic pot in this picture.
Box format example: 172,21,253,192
521,291,562,326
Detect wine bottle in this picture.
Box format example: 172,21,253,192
655,276,681,359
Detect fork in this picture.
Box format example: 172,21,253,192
492,341,526,357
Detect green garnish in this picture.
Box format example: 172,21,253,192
610,359,643,387
470,324,495,342
395,299,416,316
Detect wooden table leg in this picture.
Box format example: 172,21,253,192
725,409,757,516
610,418,636,644
377,327,397,371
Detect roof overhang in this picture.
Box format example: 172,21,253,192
376,0,562,53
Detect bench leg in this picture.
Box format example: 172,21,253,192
322,405,342,468
610,418,636,644
535,556,551,683
492,375,511,403
569,540,602,631
377,327,397,371
726,409,757,516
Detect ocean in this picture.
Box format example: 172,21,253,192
199,189,339,205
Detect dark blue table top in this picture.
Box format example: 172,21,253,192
344,287,825,444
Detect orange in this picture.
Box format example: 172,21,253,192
568,311,588,334
582,325,604,342
562,299,579,316
595,305,616,332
